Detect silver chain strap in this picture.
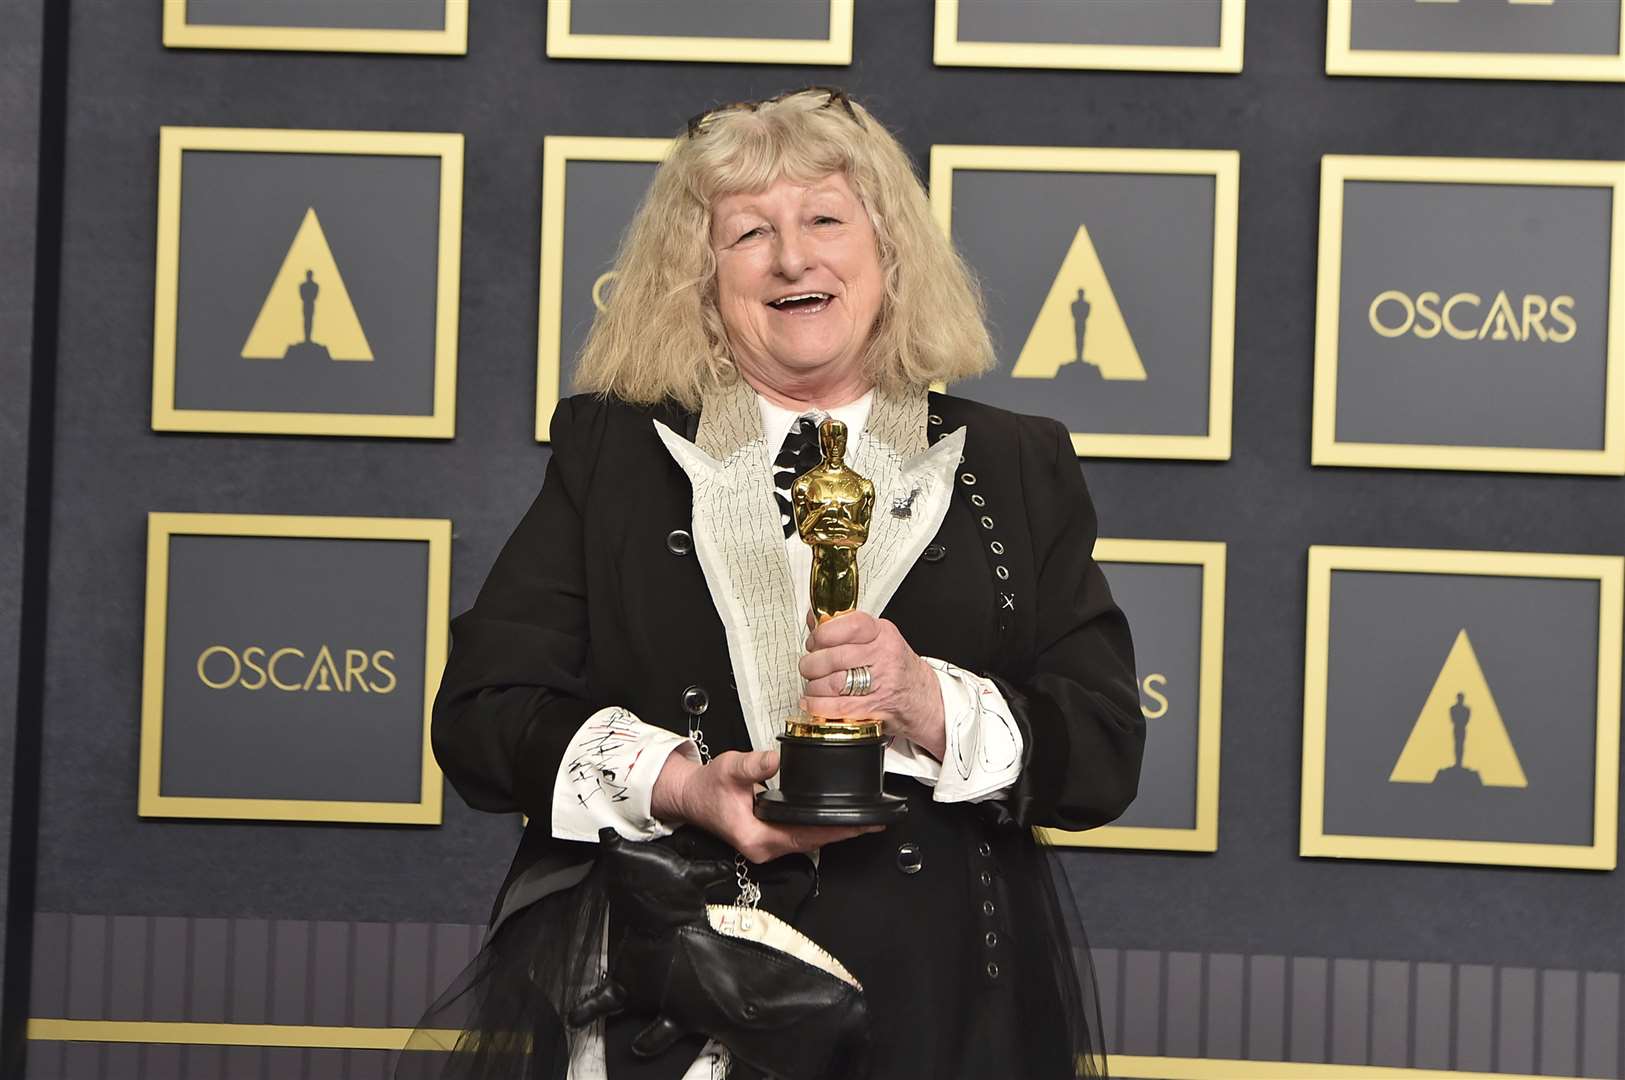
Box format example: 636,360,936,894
688,716,761,910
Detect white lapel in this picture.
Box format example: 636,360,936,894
654,381,965,757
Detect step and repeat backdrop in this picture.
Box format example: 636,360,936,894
18,1,1625,1077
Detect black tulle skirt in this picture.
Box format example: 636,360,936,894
397,810,1107,1080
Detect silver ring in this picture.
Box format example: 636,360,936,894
840,665,873,696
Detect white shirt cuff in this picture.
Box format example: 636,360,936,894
551,706,700,843
896,658,1023,803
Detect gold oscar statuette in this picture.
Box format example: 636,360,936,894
754,419,909,825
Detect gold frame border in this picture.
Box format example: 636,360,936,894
140,512,452,825
1326,0,1625,82
1312,154,1625,476
536,136,673,442
930,145,1239,462
1042,539,1226,853
547,0,853,65
934,0,1246,73
153,127,464,439
1300,544,1624,871
20,1022,1574,1077
163,0,468,55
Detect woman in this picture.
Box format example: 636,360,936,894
408,88,1143,1080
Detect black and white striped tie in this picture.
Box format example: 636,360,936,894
773,414,824,538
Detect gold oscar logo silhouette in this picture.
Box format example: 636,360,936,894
241,208,374,363
1389,628,1528,789
1012,224,1147,382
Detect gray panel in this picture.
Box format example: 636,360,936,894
1414,962,1452,1069
105,1044,140,1078
432,922,474,1002
183,1046,226,1080
151,916,188,1019
146,1046,183,1079
174,150,443,416
1334,181,1613,451
187,0,448,31
271,919,311,1025
567,0,828,40
1541,969,1579,1076
313,920,350,1026
1205,953,1244,1058
1500,967,1538,1074
25,1042,63,1080
266,1048,306,1078
309,1047,348,1080
955,0,1224,47
31,912,70,1016
160,534,429,803
353,922,393,1027
1122,949,1162,1054
224,1046,263,1078
1583,972,1621,1079
390,923,432,1027
1290,957,1328,1062
1331,958,1370,1064
1349,0,1621,56
950,170,1218,439
228,918,270,1023
107,914,146,1019
557,159,661,394
67,914,108,1019
1165,951,1202,1056
1322,571,1600,846
1092,947,1121,1054
192,918,229,1022
61,1046,101,1080
1371,960,1410,1067
1097,562,1204,829
1457,963,1494,1072
1247,955,1286,1060
350,1051,390,1080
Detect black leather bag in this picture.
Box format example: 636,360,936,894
568,831,870,1080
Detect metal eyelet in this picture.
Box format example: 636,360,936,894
995,566,1009,580
980,516,994,530
959,473,976,486
928,413,942,425
970,494,986,507
989,541,1004,555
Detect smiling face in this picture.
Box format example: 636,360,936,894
710,172,884,404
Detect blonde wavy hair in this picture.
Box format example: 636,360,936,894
574,88,995,408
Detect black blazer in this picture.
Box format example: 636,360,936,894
431,390,1143,1079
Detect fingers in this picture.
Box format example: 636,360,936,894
804,611,881,650
798,642,878,682
800,694,892,722
735,822,885,864
719,749,779,786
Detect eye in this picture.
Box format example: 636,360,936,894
735,225,766,243
812,215,840,226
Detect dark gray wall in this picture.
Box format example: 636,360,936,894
14,0,1625,1074
1,0,46,1058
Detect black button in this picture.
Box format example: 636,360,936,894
742,1003,758,1019
922,543,946,563
985,932,998,948
977,841,991,858
896,842,923,875
981,900,996,917
986,962,1000,980
665,529,693,556
979,870,992,887
681,685,709,716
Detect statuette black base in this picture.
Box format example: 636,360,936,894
753,731,908,826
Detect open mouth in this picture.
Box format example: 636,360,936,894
767,292,834,314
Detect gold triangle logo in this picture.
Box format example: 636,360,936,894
1389,629,1528,789
1011,223,1146,381
241,208,374,362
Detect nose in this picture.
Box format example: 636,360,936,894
773,225,809,279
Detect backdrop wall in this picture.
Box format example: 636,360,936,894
7,1,1625,1077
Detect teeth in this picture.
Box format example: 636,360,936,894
770,292,832,307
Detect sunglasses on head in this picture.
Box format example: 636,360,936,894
685,85,865,140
